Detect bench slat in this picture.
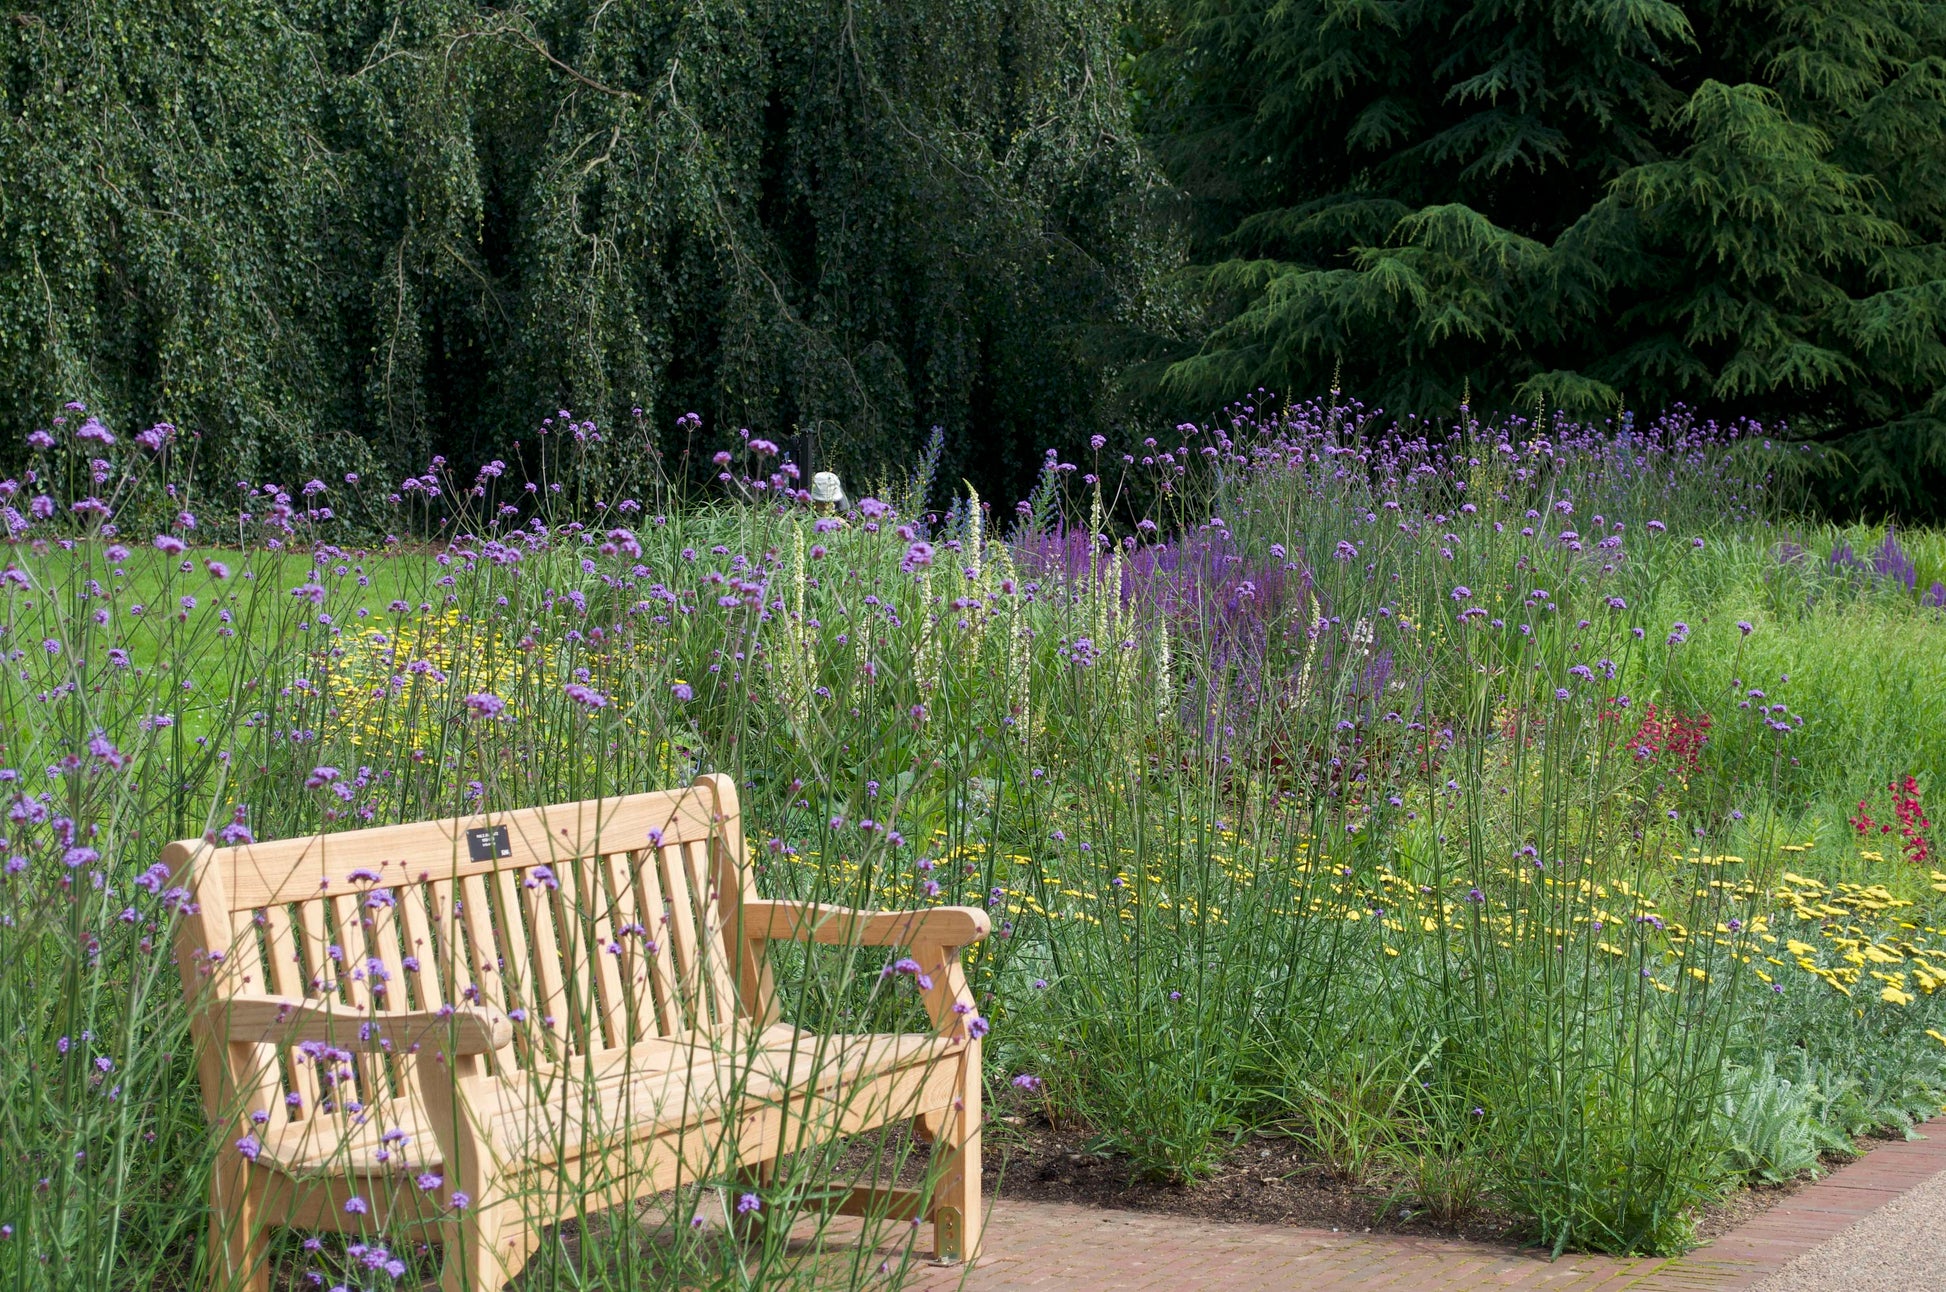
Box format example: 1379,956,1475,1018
228,906,288,1123
654,841,708,1033
682,839,741,1031
204,790,719,910
365,886,410,1016
488,867,544,1062
520,865,571,1058
262,904,318,1121
396,882,440,1013
329,892,390,1103
295,898,331,998
422,880,460,1011
713,814,773,1026
551,857,596,1055
602,851,653,1044
292,898,339,1121
631,848,686,1036
584,854,629,1052
450,874,519,1073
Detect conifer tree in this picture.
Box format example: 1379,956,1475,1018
1139,0,1946,513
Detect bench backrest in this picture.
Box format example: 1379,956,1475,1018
168,775,760,1134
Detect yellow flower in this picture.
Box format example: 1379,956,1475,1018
1882,985,1915,1006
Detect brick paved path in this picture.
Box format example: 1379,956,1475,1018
879,1113,1946,1291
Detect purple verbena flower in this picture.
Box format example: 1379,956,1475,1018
563,683,608,709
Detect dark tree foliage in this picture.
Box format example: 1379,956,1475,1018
0,0,1177,496
1137,0,1946,517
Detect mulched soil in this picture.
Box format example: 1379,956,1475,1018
984,1115,1528,1245
968,1099,1882,1252
996,1120,1525,1245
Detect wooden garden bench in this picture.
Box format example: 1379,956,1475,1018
169,774,988,1291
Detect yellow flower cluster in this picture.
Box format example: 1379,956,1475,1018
1769,871,1946,1007
770,809,1946,1037
327,610,497,750
323,607,682,779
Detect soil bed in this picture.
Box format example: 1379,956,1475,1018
968,1107,1881,1251
984,1117,1528,1245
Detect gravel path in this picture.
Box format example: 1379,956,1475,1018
1749,1158,1946,1292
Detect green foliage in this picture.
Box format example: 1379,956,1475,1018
0,0,1175,492
1137,0,1946,516
1720,1055,1850,1183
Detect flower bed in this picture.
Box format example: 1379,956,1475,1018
3,400,1946,1288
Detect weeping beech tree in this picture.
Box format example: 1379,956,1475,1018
0,0,1176,491
1137,0,1946,514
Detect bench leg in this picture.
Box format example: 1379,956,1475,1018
206,1157,269,1292
440,1203,506,1292
932,1046,982,1265
420,1052,512,1292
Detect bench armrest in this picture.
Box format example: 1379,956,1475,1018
740,900,989,1041
740,900,991,949
208,992,511,1055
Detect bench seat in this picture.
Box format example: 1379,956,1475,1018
258,1025,960,1174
